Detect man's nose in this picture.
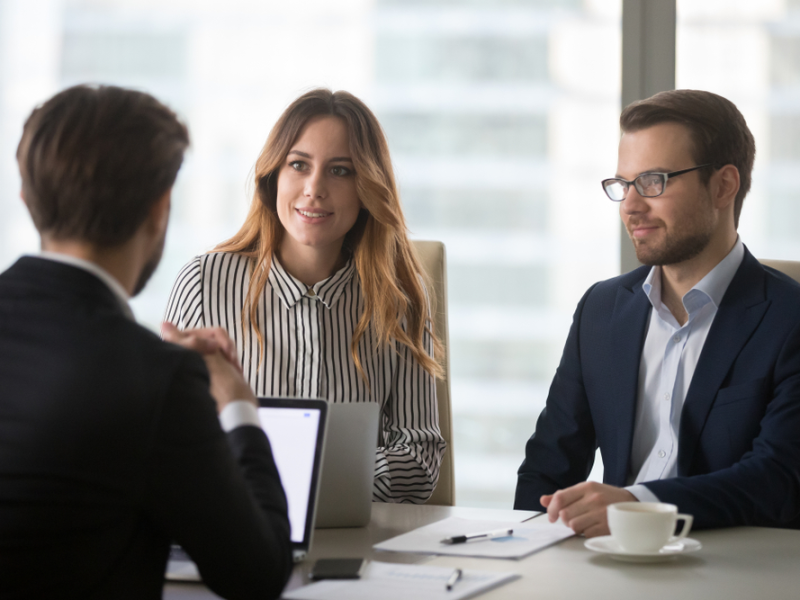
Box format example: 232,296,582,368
619,185,648,215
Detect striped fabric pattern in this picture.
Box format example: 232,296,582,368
164,252,444,503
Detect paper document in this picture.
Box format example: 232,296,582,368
282,561,518,600
373,517,573,559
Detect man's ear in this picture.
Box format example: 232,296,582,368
147,190,172,236
713,164,740,210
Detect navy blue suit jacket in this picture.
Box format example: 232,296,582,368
515,248,800,529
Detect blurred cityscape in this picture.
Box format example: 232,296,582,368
1,0,796,507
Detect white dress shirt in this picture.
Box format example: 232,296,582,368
33,252,255,432
165,252,445,503
626,238,745,502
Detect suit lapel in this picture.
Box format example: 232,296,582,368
678,250,770,475
606,278,651,486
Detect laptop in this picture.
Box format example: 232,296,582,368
256,397,328,560
314,402,380,528
166,397,327,580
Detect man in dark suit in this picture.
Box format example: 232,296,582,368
515,89,800,536
0,85,292,598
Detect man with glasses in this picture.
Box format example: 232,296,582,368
515,89,800,536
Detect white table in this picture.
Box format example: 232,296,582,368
165,504,800,599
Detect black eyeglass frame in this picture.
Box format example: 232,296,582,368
601,163,715,202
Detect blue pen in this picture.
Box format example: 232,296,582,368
440,528,514,545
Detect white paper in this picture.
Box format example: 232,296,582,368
373,517,574,559
282,561,519,600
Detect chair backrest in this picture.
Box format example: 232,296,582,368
411,240,454,506
759,258,800,284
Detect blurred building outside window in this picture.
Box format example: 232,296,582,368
677,0,800,263
0,0,622,507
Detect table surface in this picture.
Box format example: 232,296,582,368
165,504,800,600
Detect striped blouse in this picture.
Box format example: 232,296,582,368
164,252,445,503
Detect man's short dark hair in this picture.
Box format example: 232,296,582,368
17,85,189,247
620,89,755,229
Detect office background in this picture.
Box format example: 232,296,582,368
0,0,798,508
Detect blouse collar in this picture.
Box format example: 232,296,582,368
268,255,355,310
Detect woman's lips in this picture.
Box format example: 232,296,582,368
296,208,331,222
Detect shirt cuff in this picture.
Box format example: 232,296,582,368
625,484,661,503
219,400,261,432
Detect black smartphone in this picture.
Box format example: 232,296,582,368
310,558,366,580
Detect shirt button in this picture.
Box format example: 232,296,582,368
673,334,681,343
307,288,316,297
663,392,671,401
658,450,666,458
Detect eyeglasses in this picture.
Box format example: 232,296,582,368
601,164,714,202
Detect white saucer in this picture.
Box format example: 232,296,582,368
584,536,702,563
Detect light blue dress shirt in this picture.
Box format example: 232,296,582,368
626,238,745,502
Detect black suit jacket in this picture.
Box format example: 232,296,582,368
0,257,292,599
515,249,800,529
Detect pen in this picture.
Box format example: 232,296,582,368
445,568,462,591
440,528,514,545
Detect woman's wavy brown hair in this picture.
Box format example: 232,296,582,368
214,88,443,379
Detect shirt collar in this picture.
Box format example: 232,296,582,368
268,255,355,310
34,251,135,320
642,236,745,318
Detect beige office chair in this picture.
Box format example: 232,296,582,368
759,259,800,284
412,240,455,506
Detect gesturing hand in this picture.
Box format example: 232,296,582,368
541,482,637,538
161,322,241,372
201,350,257,413
162,322,253,412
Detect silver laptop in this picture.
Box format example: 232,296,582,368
166,397,327,580
314,402,380,529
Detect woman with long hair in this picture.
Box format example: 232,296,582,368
165,89,445,503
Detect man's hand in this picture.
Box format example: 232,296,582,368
541,482,637,538
161,322,240,371
202,350,257,413
162,322,254,413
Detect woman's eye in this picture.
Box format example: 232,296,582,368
289,161,306,171
331,166,352,177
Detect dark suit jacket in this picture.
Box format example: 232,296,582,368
0,257,293,599
515,248,800,529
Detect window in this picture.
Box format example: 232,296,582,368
374,1,620,505
377,36,549,82
677,0,800,260
0,0,621,507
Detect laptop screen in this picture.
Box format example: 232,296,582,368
257,398,327,547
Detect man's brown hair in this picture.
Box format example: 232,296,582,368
17,84,189,247
620,89,755,228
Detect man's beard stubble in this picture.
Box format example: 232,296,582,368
132,234,165,297
629,193,716,267
632,226,712,267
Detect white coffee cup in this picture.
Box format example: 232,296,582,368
607,502,693,553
